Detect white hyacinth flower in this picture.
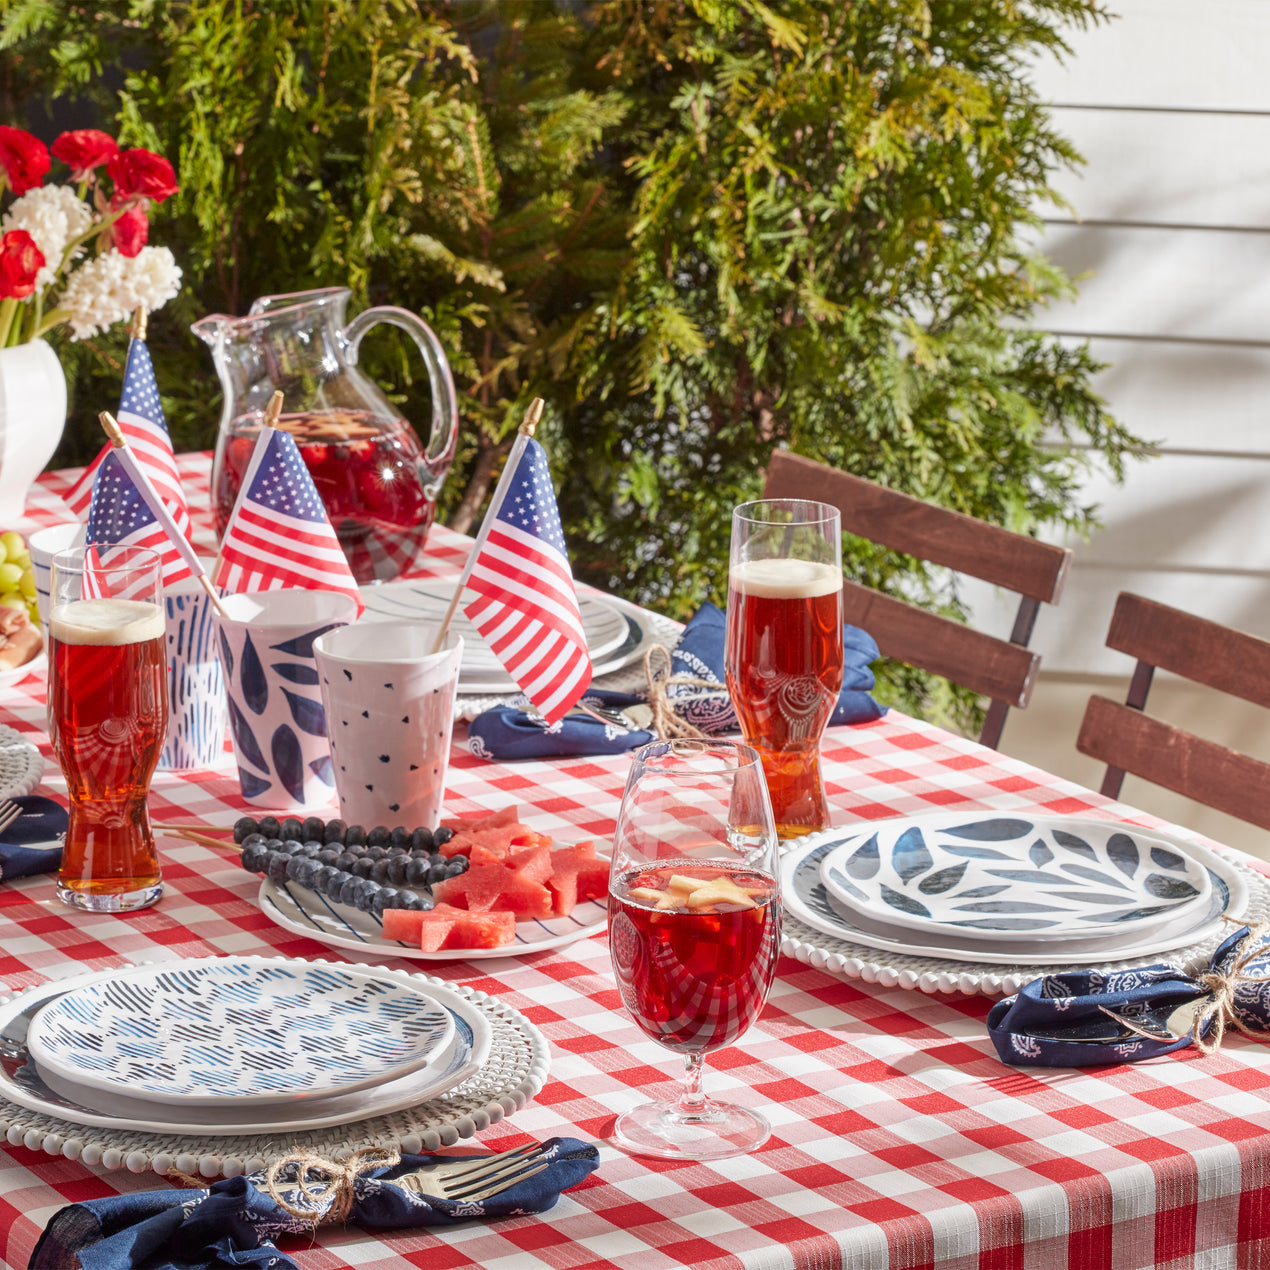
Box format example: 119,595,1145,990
1,184,94,291
57,246,182,340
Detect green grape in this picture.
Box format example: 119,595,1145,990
0,563,23,591
0,592,24,612
0,532,23,560
18,569,34,600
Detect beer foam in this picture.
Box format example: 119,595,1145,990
729,558,842,599
50,598,165,646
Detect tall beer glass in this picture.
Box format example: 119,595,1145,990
725,500,843,840
48,546,168,912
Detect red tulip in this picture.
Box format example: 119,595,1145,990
0,127,50,196
107,148,178,204
51,129,119,180
0,229,45,300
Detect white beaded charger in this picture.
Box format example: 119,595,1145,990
0,723,42,798
0,959,549,1179
781,853,1270,998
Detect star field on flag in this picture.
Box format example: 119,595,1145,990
211,427,362,611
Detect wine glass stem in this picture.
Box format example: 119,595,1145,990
678,1052,707,1116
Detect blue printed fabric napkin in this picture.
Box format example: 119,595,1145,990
986,925,1270,1067
31,1138,600,1270
0,795,67,882
467,603,884,761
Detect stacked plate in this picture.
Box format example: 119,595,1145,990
0,957,494,1137
782,812,1250,969
359,578,655,693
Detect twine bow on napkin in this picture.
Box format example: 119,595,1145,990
31,1139,601,1270
466,601,885,761
987,923,1270,1067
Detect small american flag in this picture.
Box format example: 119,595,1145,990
86,453,193,590
66,338,191,543
462,435,591,724
211,427,362,611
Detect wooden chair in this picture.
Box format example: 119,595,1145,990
1076,592,1270,831
762,451,1073,749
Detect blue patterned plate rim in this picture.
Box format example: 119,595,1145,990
782,821,1246,966
0,961,495,1137
26,958,456,1108
817,812,1213,943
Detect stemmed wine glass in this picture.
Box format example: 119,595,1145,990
607,738,781,1160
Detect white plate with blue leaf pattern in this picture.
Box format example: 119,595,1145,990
818,814,1213,944
27,959,455,1108
785,828,1245,966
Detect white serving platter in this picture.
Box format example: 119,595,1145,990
818,813,1212,944
258,876,608,961
27,959,454,1107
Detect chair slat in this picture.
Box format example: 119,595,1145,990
1077,695,1270,832
843,581,1040,708
1107,593,1270,710
764,451,1072,603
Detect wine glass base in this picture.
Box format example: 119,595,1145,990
613,1097,771,1161
56,881,163,913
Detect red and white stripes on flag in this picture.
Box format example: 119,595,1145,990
65,338,191,544
462,434,591,724
211,426,363,613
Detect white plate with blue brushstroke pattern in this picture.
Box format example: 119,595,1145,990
0,961,494,1136
818,814,1213,944
785,828,1244,966
27,959,454,1108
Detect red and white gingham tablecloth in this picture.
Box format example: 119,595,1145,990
0,454,1268,1270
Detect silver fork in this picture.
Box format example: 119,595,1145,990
0,800,21,836
395,1142,551,1202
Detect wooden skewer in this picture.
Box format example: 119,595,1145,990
154,825,243,853
153,821,234,835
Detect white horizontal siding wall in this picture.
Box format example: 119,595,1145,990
969,0,1270,676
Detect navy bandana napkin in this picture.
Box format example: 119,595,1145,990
467,602,884,761
31,1137,600,1270
986,925,1270,1067
0,795,68,881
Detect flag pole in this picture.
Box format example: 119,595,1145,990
429,397,542,655
98,411,230,619
130,304,147,342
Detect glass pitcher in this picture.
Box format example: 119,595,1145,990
194,286,459,585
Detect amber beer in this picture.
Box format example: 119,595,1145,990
726,557,843,838
49,597,168,911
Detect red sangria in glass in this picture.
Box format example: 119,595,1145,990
608,739,781,1160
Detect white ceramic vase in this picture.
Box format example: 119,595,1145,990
0,339,66,524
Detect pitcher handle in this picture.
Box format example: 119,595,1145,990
342,306,459,476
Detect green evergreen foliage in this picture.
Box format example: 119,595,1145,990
0,0,1143,732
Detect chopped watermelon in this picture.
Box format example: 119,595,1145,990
441,805,521,832
508,845,553,885
414,912,457,952
443,906,516,949
544,841,600,916
381,908,428,943
469,842,510,868
435,863,554,919
575,858,610,904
